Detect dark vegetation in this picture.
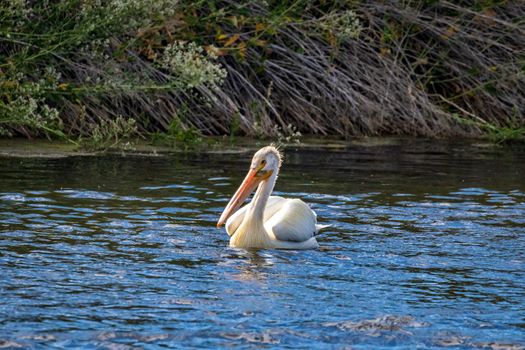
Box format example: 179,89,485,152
1,0,524,147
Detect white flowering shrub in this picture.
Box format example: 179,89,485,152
318,10,362,42
335,10,362,41
0,68,63,137
0,95,62,137
82,116,138,151
157,42,227,89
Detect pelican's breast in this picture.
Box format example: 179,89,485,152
225,196,287,236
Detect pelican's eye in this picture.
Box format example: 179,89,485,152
256,159,267,176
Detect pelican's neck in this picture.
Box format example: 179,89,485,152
231,167,279,248
247,168,278,223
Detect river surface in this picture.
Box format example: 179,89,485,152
1,140,524,349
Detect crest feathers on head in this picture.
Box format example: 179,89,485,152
258,144,283,168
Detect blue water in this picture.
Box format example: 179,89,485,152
1,141,524,349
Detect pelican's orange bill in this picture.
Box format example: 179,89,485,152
217,168,263,228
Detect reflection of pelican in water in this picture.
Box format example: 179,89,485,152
217,146,326,249
227,250,276,282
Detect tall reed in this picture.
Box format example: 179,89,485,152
1,1,523,140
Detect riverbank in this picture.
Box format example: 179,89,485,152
0,136,518,160
1,1,523,141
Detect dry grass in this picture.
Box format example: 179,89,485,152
1,1,524,140
170,1,524,138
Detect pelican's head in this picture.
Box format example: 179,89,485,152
250,145,282,172
217,145,282,228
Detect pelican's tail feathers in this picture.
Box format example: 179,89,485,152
315,224,331,234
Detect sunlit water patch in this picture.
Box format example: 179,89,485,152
1,142,524,349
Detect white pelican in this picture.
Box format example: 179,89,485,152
217,145,324,249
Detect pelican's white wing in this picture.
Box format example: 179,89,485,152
225,196,287,236
265,198,317,242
